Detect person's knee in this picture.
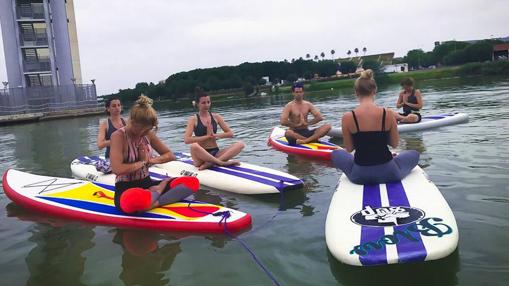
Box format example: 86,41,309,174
236,140,245,150
190,143,200,152
323,123,332,132
406,150,420,162
331,149,343,162
331,149,351,168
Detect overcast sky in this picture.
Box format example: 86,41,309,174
0,0,507,95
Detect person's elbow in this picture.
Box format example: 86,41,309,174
111,162,121,175
163,152,176,162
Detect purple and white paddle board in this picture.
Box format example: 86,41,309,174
153,152,303,194
328,113,469,138
71,153,303,195
325,166,458,266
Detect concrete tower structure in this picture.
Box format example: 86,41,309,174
0,0,82,88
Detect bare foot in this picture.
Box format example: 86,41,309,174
198,162,214,170
220,160,240,167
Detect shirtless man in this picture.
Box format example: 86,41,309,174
280,82,331,145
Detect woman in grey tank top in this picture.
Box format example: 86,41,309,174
97,97,126,159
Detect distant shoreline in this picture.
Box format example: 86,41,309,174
0,107,104,126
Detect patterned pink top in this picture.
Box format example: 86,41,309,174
115,127,152,182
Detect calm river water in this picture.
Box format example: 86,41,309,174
0,76,508,286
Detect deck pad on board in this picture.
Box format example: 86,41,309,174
325,166,458,266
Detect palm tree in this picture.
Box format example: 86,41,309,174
347,50,352,58
320,52,325,60
354,48,359,57
306,53,311,59
314,55,319,61
331,49,336,60
362,47,367,56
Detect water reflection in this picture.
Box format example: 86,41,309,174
10,119,96,177
112,229,181,286
7,201,96,286
285,153,333,178
328,248,460,286
399,134,430,169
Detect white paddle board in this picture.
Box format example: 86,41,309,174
325,166,458,266
328,113,469,138
71,153,303,195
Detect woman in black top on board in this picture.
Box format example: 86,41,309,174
184,88,245,170
332,70,420,184
395,77,423,123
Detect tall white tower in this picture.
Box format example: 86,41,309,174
0,0,82,88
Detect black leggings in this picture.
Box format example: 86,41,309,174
114,177,166,210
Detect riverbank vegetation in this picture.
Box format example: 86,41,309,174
106,39,508,103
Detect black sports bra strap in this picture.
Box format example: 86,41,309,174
351,110,360,132
381,108,386,131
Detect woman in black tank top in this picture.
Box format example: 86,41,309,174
97,97,126,159
183,88,245,170
331,70,420,184
395,77,423,123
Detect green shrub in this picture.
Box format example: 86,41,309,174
457,62,483,76
481,61,509,76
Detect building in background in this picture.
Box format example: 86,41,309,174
383,63,409,73
0,0,82,87
0,0,97,117
493,44,509,61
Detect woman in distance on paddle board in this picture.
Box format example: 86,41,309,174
110,95,199,214
331,70,420,184
184,87,245,170
97,96,126,160
394,77,423,123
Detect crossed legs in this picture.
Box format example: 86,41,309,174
190,141,245,170
285,124,332,145
393,111,419,123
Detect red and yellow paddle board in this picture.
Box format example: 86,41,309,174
2,169,251,233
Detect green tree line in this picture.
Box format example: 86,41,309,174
107,38,505,102
106,59,357,102
404,39,502,69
